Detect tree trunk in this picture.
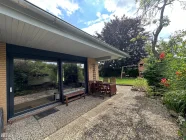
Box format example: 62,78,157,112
151,0,167,58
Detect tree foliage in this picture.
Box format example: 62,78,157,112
136,0,186,57
96,15,149,77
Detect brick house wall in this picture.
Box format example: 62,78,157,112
87,58,99,81
0,42,7,124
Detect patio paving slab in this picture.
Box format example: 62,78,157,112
45,86,180,140
3,86,180,140
3,95,110,140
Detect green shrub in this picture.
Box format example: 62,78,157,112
163,90,186,115
143,57,164,88
133,78,150,92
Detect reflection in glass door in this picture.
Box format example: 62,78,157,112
13,58,59,114
62,62,85,95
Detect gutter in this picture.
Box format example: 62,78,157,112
10,0,129,58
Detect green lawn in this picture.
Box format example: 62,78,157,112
99,77,136,85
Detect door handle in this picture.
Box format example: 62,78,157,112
10,87,12,93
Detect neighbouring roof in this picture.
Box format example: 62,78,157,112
0,0,129,61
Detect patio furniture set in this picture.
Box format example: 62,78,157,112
88,78,117,99
64,78,117,105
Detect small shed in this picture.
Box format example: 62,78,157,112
138,59,145,77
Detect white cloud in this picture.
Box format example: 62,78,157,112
160,1,186,39
104,0,136,18
84,12,110,26
144,1,186,39
83,0,186,39
82,0,136,35
28,0,186,38
27,0,79,17
82,21,105,35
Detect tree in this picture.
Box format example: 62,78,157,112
136,0,186,57
96,15,149,77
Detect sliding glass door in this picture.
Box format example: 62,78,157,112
62,62,85,95
13,58,59,114
7,44,88,119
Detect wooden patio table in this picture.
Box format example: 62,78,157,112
89,82,116,98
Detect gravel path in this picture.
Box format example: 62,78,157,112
46,86,180,140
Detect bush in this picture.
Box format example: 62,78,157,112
163,90,186,116
143,57,164,88
132,77,150,92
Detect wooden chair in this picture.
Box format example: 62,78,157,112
88,81,94,94
90,82,99,94
110,77,116,84
103,78,109,83
98,83,107,99
107,84,117,97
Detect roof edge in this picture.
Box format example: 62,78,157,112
1,0,130,58
21,0,129,58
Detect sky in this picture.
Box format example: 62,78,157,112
27,0,186,40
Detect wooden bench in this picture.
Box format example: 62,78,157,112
64,90,85,106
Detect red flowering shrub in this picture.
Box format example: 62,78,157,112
161,78,169,87
176,71,181,75
159,52,165,60
161,78,167,84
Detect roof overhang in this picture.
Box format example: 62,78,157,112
0,0,129,61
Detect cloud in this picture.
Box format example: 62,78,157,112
144,1,186,39
82,0,136,35
82,0,186,39
28,0,186,39
84,12,110,26
82,21,105,35
104,0,135,14
160,1,186,39
27,0,79,17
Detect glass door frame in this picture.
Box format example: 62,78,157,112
6,44,88,119
8,56,62,118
